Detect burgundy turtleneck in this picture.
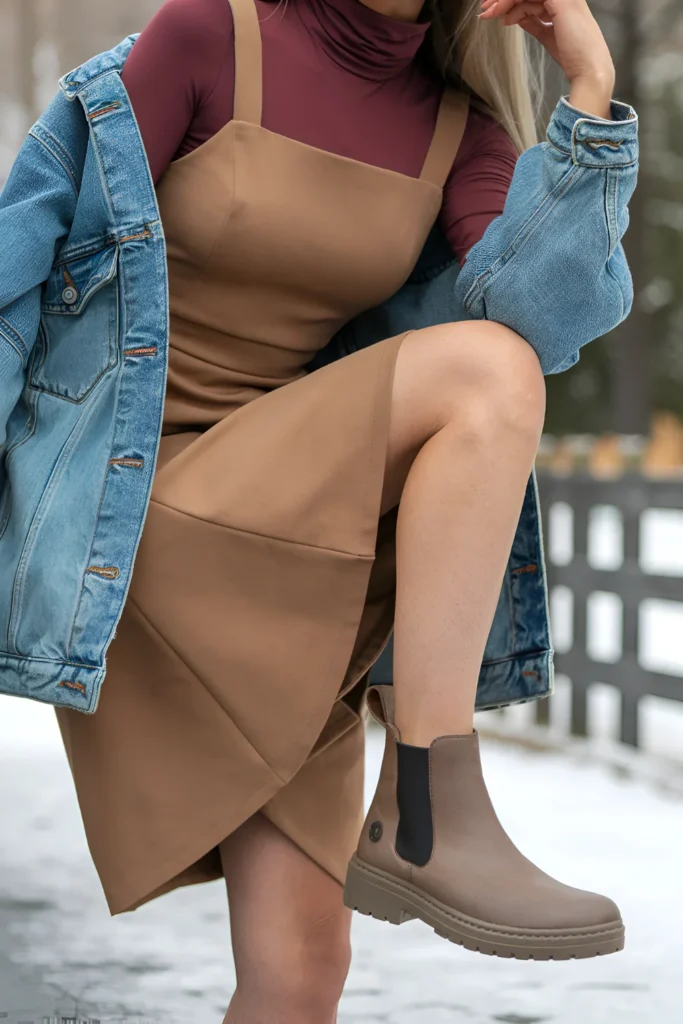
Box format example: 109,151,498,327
122,0,519,265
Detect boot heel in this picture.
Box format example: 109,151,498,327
344,855,414,926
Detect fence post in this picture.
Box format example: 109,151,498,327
620,496,642,746
570,488,590,737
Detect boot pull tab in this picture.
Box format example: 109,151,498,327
366,684,401,741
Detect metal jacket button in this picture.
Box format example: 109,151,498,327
62,286,78,305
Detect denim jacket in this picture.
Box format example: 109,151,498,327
0,36,639,714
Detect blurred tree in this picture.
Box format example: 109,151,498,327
1,0,162,117
52,1,162,76
17,0,40,124
545,0,683,436
648,78,683,417
602,0,649,435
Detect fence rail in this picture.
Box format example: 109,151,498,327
536,470,683,747
371,452,683,752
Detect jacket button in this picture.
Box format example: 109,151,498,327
62,286,78,305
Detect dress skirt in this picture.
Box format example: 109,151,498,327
56,332,407,914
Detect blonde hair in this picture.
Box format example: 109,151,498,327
423,0,547,153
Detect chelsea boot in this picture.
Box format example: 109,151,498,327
344,684,625,960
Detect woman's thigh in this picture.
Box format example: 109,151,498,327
219,812,352,1016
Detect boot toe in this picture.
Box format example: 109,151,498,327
573,889,622,928
544,881,622,931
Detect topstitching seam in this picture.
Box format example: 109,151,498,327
162,321,287,363
149,497,376,559
127,593,289,784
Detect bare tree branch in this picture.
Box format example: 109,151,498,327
17,0,39,127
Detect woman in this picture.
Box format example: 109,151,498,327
0,0,634,1019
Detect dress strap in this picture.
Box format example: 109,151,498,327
226,0,263,125
420,89,470,188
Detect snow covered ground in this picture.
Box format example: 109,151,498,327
0,704,682,1024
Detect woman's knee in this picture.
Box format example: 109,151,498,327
222,814,352,1023
399,320,546,446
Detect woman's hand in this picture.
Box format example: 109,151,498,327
479,0,616,117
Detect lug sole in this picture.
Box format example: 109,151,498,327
344,854,625,961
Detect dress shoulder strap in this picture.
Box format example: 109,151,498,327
420,89,471,189
225,0,263,125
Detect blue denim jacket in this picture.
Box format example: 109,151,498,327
0,36,639,714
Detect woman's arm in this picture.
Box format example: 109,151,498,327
121,0,233,184
458,0,636,374
438,108,519,268
454,94,638,374
480,0,616,105
0,122,77,444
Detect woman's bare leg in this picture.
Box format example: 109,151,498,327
220,813,351,1024
348,324,623,959
382,321,546,745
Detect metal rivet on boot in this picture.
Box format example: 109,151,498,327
369,821,383,843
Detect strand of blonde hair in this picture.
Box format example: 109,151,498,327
425,0,547,153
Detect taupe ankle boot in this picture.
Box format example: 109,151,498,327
344,684,625,960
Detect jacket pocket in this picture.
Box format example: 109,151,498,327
30,243,120,402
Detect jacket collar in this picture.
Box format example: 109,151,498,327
59,35,139,99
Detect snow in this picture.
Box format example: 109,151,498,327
0,694,64,756
0,722,682,1024
640,508,683,577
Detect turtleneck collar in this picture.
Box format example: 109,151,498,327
300,0,430,81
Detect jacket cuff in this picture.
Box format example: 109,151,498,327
546,96,638,168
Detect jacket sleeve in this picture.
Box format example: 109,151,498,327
454,96,639,375
0,127,77,445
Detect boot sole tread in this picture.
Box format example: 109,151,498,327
344,854,625,961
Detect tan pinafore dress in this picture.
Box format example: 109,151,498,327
56,0,469,915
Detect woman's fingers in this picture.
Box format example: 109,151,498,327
479,0,519,17
516,15,556,43
500,3,551,26
478,0,614,85
481,0,524,15
479,0,548,21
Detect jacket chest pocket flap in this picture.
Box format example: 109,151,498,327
31,244,120,402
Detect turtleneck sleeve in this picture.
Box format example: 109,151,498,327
439,108,519,267
121,0,235,185
122,0,517,265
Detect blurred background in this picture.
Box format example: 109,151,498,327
0,1,682,1023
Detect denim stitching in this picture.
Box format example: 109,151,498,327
29,124,79,196
0,316,28,365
